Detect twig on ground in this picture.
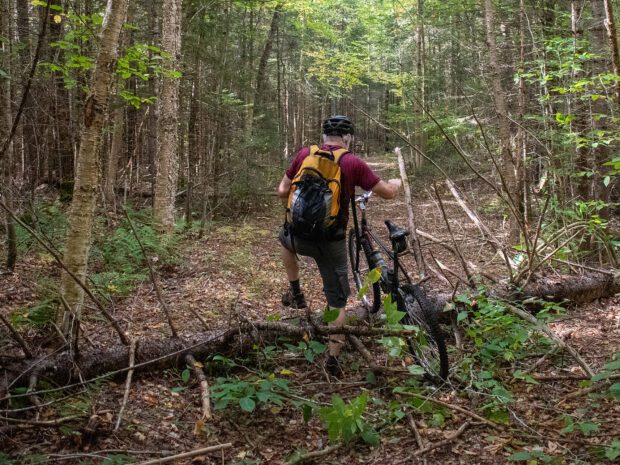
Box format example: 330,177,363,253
135,443,233,465
0,313,33,358
399,392,501,430
185,353,211,420
407,413,424,449
412,421,471,457
122,207,179,338
523,346,560,375
114,338,137,431
347,334,407,374
287,444,342,465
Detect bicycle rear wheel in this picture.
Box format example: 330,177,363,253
348,228,381,313
398,284,449,381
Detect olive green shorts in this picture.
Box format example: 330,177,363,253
278,227,350,308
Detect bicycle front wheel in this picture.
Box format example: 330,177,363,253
398,284,449,381
348,228,381,313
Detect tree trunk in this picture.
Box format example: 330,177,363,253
483,0,521,243
153,0,182,233
603,0,620,108
104,104,125,212
1,0,16,271
59,0,129,340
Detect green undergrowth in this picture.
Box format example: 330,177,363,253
10,203,180,328
177,285,620,464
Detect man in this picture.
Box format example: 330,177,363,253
277,115,401,377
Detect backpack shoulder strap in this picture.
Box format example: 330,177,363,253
309,145,320,156
332,148,349,164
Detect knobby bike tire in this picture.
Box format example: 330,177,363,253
398,283,449,381
348,228,381,313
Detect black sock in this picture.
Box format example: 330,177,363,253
290,279,301,295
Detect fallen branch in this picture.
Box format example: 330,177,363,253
395,147,426,277
186,353,211,420
399,392,501,430
114,338,137,431
433,184,475,287
287,444,342,465
0,199,129,346
123,208,178,338
347,334,407,374
407,413,424,449
136,443,233,465
445,178,514,277
502,302,595,377
411,421,471,457
0,313,33,358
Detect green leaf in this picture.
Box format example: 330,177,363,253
367,267,381,283
181,368,190,383
578,421,599,435
605,439,620,460
239,397,256,413
609,383,620,400
508,451,533,461
323,308,340,323
603,358,620,371
302,404,313,423
360,426,380,446
407,365,425,376
603,176,611,187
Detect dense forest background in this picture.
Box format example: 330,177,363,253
1,0,619,464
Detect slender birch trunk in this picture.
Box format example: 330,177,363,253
153,0,182,233
59,0,129,338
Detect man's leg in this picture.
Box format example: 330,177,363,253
281,245,307,308
328,306,346,356
281,246,299,281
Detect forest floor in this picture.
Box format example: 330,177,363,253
1,154,620,465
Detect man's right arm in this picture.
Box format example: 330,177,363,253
372,179,402,200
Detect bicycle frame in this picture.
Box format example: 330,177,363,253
350,193,412,296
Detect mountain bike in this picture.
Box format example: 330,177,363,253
348,191,449,381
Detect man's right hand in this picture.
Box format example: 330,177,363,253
387,178,402,189
372,178,402,200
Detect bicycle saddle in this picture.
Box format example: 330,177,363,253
385,220,410,241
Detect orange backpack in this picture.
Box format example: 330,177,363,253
286,145,348,239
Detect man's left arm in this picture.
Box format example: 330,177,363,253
277,174,292,199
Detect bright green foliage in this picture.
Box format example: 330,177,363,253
284,340,327,363
508,449,558,463
319,392,379,446
211,375,290,412
92,208,177,296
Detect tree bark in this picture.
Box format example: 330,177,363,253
603,0,620,108
153,0,182,233
59,0,130,339
483,0,521,243
1,0,16,271
104,104,125,212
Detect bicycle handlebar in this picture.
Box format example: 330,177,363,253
354,191,373,205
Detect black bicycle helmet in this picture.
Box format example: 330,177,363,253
322,115,355,136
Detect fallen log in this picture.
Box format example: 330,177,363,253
1,321,421,398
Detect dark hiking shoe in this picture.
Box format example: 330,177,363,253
325,355,343,379
281,287,307,309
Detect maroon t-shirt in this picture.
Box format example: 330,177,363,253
285,144,380,227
